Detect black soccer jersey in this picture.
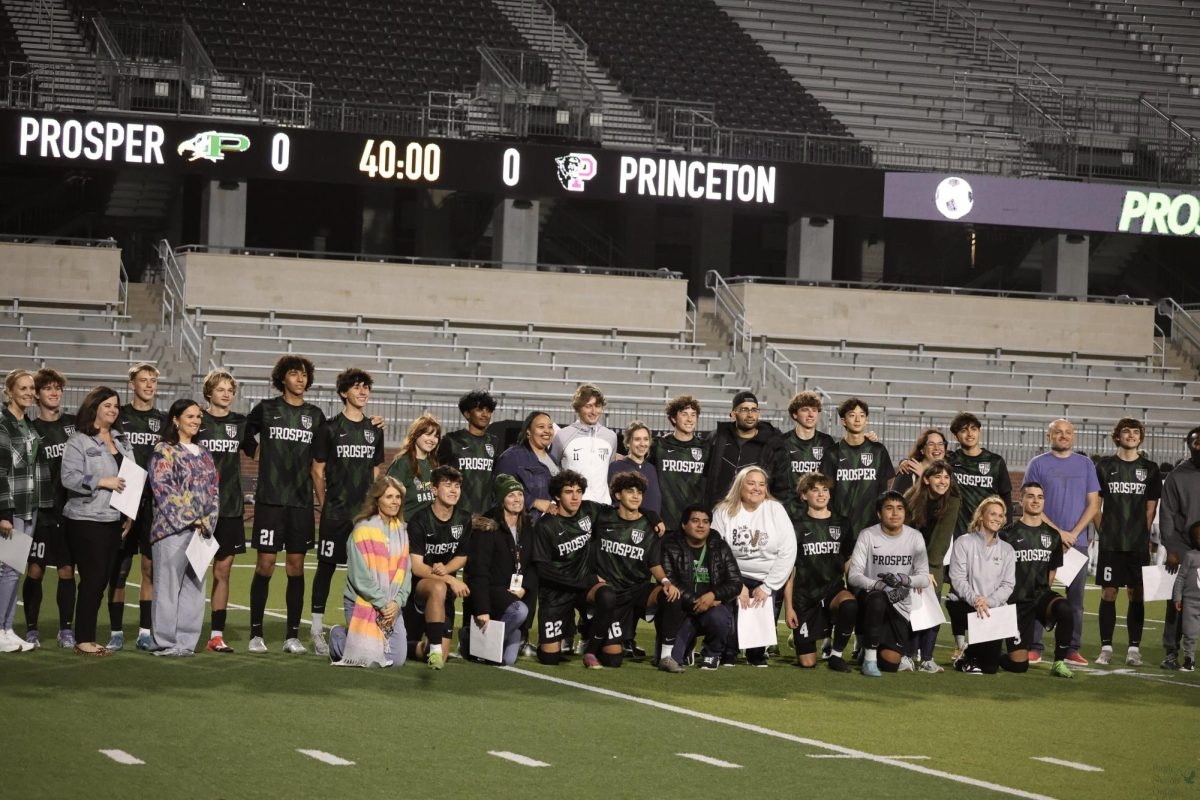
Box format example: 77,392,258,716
386,456,433,523
786,502,849,602
1095,455,1161,552
1000,521,1063,605
767,430,837,500
313,413,385,521
438,428,499,514
119,404,166,469
650,433,708,531
592,509,662,592
946,448,1012,531
31,413,76,514
531,500,605,591
820,439,894,546
408,505,473,567
243,397,326,509
196,410,247,519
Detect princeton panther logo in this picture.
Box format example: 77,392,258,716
300,415,312,430
1040,534,1053,548
829,526,841,541
631,529,644,545
225,424,238,438
485,443,495,457
860,453,873,467
812,446,823,461
979,463,990,476
451,525,463,540
148,417,160,432
691,448,703,461
1135,468,1147,481
554,152,597,192
364,430,375,444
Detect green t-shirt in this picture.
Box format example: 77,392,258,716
386,455,434,523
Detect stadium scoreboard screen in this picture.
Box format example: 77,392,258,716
0,110,880,215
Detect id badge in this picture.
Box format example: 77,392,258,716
509,573,523,591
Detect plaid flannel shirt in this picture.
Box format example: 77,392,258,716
0,407,52,523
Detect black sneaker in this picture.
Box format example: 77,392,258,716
746,653,769,668
623,640,646,659
827,655,852,673
954,658,982,674
699,655,720,671
1181,658,1195,673
821,641,833,660
1161,654,1180,670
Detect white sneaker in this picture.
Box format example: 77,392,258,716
247,636,268,654
311,632,329,656
0,629,31,653
1095,647,1112,665
897,655,915,672
919,659,944,673
1125,648,1143,667
282,637,307,654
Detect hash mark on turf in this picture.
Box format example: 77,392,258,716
678,753,741,768
809,755,930,760
1031,757,1103,773
297,749,355,766
99,749,144,765
488,751,550,767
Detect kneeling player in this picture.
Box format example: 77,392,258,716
847,491,930,677
999,483,1075,678
530,470,604,665
784,473,857,673
583,472,665,669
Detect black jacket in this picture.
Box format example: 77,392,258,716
465,507,536,618
660,530,743,606
704,420,781,507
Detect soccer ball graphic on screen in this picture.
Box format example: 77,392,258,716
934,176,974,220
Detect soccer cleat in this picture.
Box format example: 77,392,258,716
1181,658,1195,673
106,632,125,652
57,629,76,649
897,655,915,672
1026,651,1042,665
1064,652,1088,666
1160,654,1179,670
1125,648,1143,667
919,659,944,673
657,656,685,674
282,638,307,655
821,640,832,660
520,642,536,659
311,632,329,657
24,629,40,649
135,631,155,651
827,655,852,673
719,653,737,667
1050,660,1074,679
427,650,444,670
1094,647,1112,665
954,659,982,675
206,636,234,653
861,659,882,677
699,655,720,671
582,653,602,669
622,641,646,659
766,645,781,658
746,654,769,669
247,636,268,654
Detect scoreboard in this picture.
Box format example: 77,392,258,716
0,109,882,216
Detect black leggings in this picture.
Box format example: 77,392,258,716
64,518,122,643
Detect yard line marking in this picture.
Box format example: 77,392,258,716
504,667,1055,800
488,751,550,767
809,754,929,760
1031,757,1103,773
678,753,741,768
297,749,354,766
99,749,144,765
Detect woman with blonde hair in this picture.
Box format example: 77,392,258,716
710,465,796,667
386,413,442,523
328,476,411,667
947,495,1015,674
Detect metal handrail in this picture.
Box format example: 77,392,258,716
158,239,202,374
703,269,753,377
1158,297,1200,356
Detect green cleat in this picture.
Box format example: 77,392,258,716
427,650,444,670
1050,660,1074,679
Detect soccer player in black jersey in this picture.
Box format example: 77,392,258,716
23,368,77,648
243,356,326,655
946,412,1013,531
110,362,166,652
437,390,500,515
784,473,857,672
407,465,472,669
584,471,665,669
194,370,247,652
650,395,708,532
309,368,385,656
999,483,1075,678
1094,417,1161,667
764,391,837,501
821,398,894,550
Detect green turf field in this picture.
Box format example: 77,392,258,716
2,553,1197,800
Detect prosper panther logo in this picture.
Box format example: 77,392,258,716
177,131,251,163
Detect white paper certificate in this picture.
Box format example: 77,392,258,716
469,619,506,664
186,531,221,578
1052,547,1089,588
1141,565,1176,602
0,531,33,573
736,600,778,650
966,603,1019,644
908,587,947,632
108,459,148,519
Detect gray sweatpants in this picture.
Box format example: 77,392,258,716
0,516,35,630
151,532,206,653
1182,598,1200,662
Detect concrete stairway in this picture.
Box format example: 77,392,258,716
2,0,112,110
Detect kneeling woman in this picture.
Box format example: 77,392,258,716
461,507,530,667
329,476,411,667
947,495,1015,674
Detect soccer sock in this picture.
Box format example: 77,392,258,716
955,634,967,652
311,561,335,618
57,580,74,630
285,575,304,639
1052,600,1074,661
426,620,444,651
864,646,878,663
1099,598,1116,646
139,600,152,631
1127,601,1144,647
249,573,270,637
310,612,324,636
108,601,124,633
833,599,857,651
22,577,42,630
211,608,227,634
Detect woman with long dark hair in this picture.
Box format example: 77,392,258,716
495,411,558,520
902,460,961,672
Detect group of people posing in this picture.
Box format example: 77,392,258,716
1,357,1198,677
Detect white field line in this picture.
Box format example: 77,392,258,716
297,749,354,766
1031,757,1103,772
99,749,144,765
677,753,742,768
809,754,930,760
488,751,550,767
